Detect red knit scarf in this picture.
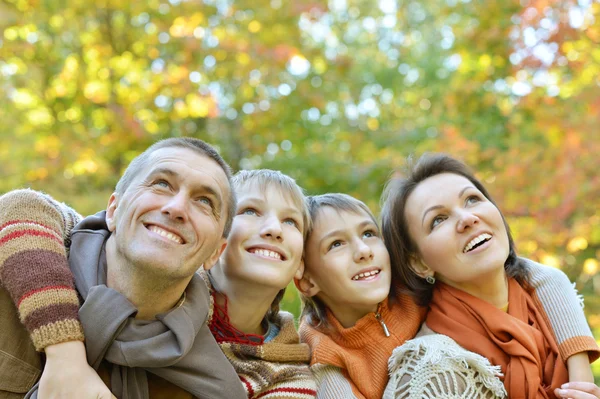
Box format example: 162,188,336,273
209,291,265,345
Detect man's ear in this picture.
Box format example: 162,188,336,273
294,270,320,298
409,254,434,279
106,193,119,232
203,238,227,271
294,259,305,281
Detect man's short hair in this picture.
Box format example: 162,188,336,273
114,137,236,237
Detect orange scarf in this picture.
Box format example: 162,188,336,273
426,277,568,398
300,294,425,399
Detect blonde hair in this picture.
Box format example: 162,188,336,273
232,169,310,323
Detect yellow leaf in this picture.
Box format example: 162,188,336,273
248,20,262,33
541,254,560,268
367,118,379,131
236,53,251,66
583,259,599,275
567,237,588,253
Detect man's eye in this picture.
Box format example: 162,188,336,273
198,197,213,207
155,180,170,188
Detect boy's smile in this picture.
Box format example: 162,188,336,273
221,184,304,290
303,206,391,327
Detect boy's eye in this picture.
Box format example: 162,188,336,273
328,240,342,251
241,208,257,216
283,218,299,228
363,230,377,238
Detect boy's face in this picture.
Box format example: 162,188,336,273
302,207,391,325
221,183,305,290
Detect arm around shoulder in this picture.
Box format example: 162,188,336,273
0,189,84,351
311,364,361,399
524,257,600,363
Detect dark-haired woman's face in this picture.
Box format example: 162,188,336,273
404,173,509,292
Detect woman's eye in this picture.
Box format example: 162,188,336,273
466,195,481,205
241,208,257,216
328,240,342,251
431,216,445,229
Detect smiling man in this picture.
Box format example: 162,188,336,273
0,138,246,399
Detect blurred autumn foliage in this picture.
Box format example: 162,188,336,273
1,0,599,378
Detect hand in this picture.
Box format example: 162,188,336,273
555,382,600,399
39,341,116,399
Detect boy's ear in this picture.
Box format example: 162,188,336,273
294,259,305,281
294,270,320,298
203,239,227,271
409,254,434,279
106,193,119,232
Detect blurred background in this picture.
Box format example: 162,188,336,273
1,0,599,380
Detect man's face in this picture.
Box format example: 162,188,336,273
106,146,230,281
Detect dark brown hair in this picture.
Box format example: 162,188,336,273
380,153,530,306
115,137,236,237
300,193,379,328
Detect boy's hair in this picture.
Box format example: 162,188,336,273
115,137,236,237
232,169,310,324
300,193,379,329
380,153,530,306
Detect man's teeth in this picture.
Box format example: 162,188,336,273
463,233,492,253
352,269,381,281
251,249,282,260
149,225,183,244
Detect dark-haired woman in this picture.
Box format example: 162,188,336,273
381,153,599,398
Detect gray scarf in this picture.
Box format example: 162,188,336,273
27,211,245,399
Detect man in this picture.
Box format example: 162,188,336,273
0,138,246,398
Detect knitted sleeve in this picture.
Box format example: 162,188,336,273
0,189,84,351
311,364,360,399
384,333,507,399
524,258,600,362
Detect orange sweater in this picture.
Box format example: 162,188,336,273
299,294,425,399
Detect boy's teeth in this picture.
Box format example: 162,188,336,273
463,233,492,253
352,269,380,280
149,225,183,244
251,248,282,260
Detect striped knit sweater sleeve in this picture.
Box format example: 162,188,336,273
524,257,600,362
0,189,84,351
